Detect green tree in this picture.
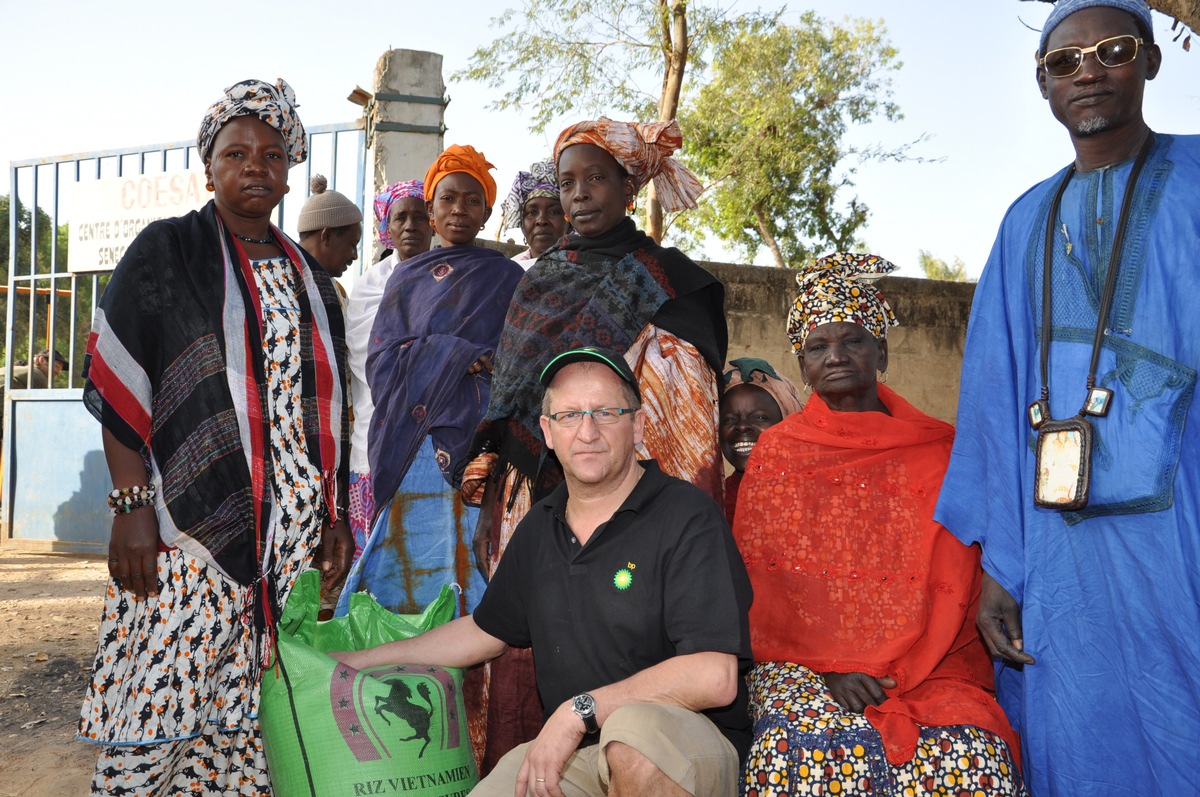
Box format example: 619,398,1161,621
918,249,972,282
678,13,911,269
455,0,754,242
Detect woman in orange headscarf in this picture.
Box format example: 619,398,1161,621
338,145,524,622
734,253,1026,796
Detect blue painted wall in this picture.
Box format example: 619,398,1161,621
3,390,111,551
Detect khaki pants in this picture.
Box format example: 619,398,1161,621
470,703,738,797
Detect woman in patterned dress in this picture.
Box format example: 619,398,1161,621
78,79,352,796
732,253,1027,797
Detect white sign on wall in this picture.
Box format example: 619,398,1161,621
67,170,208,273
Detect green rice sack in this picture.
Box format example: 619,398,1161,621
260,570,476,797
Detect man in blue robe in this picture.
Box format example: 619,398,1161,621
935,0,1200,794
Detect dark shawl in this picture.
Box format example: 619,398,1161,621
367,245,523,503
84,201,348,599
473,217,726,493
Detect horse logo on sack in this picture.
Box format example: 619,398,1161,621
375,677,435,757
329,664,465,763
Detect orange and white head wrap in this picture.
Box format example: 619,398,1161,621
786,252,899,352
553,117,703,212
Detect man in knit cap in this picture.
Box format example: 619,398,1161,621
935,1,1200,793
297,174,363,281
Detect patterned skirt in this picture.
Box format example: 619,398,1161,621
743,663,1028,797
79,527,318,796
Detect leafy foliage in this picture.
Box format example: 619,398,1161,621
917,249,973,283
678,13,911,269
456,3,916,260
453,0,740,135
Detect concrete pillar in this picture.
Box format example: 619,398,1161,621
364,48,447,260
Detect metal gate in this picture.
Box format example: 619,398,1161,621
2,122,365,551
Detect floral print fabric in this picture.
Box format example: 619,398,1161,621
553,117,703,211
744,662,1028,797
196,79,307,166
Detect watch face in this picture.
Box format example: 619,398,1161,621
573,693,596,715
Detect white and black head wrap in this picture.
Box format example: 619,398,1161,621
197,78,307,165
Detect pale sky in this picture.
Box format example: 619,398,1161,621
2,0,1197,277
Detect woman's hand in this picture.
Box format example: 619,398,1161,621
108,508,160,601
101,428,160,601
472,476,496,582
321,516,354,591
466,352,494,376
822,671,897,713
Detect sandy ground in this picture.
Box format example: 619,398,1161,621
0,548,107,796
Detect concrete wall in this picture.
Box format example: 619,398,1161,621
707,261,974,424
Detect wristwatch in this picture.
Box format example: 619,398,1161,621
571,692,599,735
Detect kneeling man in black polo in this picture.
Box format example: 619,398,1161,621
336,346,752,796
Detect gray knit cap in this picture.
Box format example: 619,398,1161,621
297,175,363,232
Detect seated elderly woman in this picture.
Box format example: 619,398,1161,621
498,158,569,267
733,253,1027,796
720,358,804,525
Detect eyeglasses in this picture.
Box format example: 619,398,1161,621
546,407,638,426
1039,35,1143,78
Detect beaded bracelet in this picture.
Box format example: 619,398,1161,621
110,499,155,516
107,485,156,515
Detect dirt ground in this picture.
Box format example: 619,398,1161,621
0,548,108,796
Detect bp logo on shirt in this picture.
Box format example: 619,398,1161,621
613,562,636,590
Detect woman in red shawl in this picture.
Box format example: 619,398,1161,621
734,253,1027,796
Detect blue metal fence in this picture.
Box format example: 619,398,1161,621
2,122,364,550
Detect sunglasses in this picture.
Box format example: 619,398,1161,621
1038,35,1143,78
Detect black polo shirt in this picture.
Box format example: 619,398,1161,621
472,460,753,758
